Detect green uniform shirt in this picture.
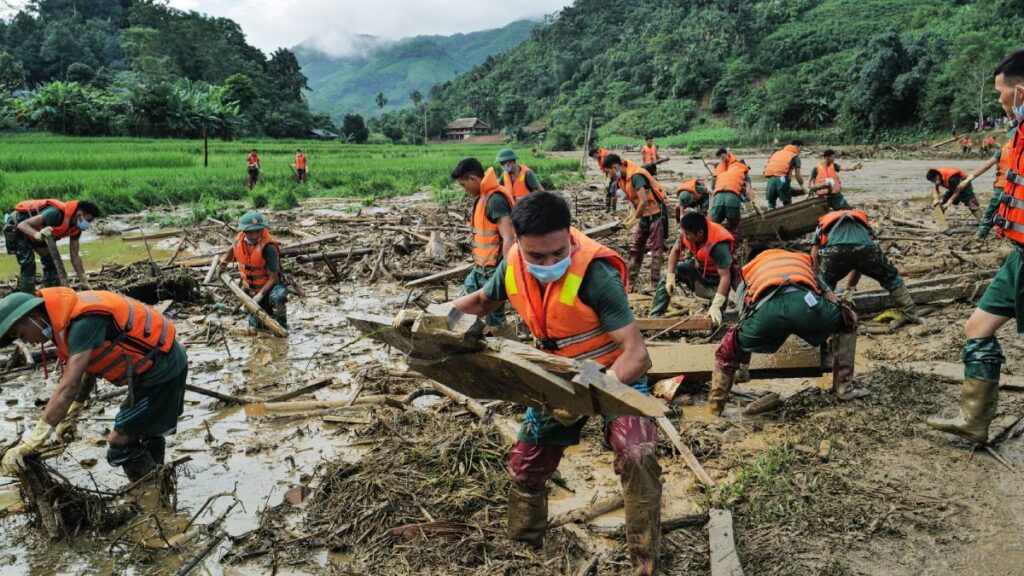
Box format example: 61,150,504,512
483,259,635,333
16,207,65,227
813,219,873,246
263,243,280,273
485,192,512,222
66,315,187,386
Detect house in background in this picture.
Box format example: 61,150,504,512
443,117,491,140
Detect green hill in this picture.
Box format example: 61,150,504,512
296,19,539,120
374,0,1022,146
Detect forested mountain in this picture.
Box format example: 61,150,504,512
0,0,325,138
296,20,538,120
375,0,1024,146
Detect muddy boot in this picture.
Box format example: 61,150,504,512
927,377,999,443
648,273,672,317
735,363,751,383
621,454,662,575
627,254,643,292
507,483,547,549
273,302,288,329
707,366,735,416
890,286,922,325
141,436,166,465
107,442,156,483
830,330,867,400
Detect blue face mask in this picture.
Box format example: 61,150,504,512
526,252,572,283
77,219,91,231
501,164,513,173
30,317,52,340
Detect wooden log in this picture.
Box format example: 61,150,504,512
656,416,715,486
428,381,519,443
174,237,359,268
42,233,69,287
588,513,710,537
850,272,994,314
122,228,193,242
635,316,712,332
263,376,334,403
549,495,625,528
888,217,939,231
243,394,396,417
709,509,744,576
203,255,221,284
740,197,828,242
928,133,966,149
218,272,288,336
293,248,374,264
278,233,343,255
319,215,403,224
185,384,251,405
647,341,823,382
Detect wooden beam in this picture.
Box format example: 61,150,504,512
218,272,288,337
635,316,712,332
740,197,828,243
850,272,994,314
647,341,823,382
42,233,69,287
709,509,745,576
656,416,715,486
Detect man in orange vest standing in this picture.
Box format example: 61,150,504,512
710,249,861,416
763,140,805,210
927,49,1024,444
808,150,863,211
927,167,982,220
292,149,308,183
649,212,736,322
246,149,261,189
641,136,660,177
710,156,758,236
9,199,100,294
955,125,1017,240
451,158,516,329
810,210,920,322
451,192,662,575
0,288,188,484
497,149,544,199
603,154,668,289
221,211,289,331
589,147,616,213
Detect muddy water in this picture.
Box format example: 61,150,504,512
0,232,174,281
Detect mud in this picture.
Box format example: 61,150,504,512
0,155,1022,575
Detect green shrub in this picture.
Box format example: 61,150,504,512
269,188,300,210
249,190,268,208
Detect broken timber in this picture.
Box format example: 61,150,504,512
42,233,69,287
709,509,745,576
218,272,288,337
406,220,622,288
850,271,995,314
174,235,349,268
740,197,828,243
347,304,668,417
647,340,825,382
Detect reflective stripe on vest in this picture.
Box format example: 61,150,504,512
997,126,1024,245
742,249,819,305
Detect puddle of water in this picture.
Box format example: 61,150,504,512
0,233,174,281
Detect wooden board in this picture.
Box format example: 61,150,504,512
740,197,828,243
709,509,745,576
647,341,824,382
850,272,994,314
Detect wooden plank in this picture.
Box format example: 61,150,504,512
851,273,994,314
656,416,715,486
263,377,335,403
740,197,828,242
933,205,950,231
709,509,745,576
172,235,349,268
42,233,69,287
647,341,823,382
635,317,712,332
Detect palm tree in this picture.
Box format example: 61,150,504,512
409,89,426,143
375,92,388,111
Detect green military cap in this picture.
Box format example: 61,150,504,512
238,211,268,232
496,148,518,163
0,292,43,346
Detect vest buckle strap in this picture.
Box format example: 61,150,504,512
1007,169,1024,186
535,338,559,351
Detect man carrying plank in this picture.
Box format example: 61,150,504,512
809,150,863,211
497,148,544,199
7,199,100,294
710,249,861,416
603,153,669,289
956,125,1016,241
451,158,516,329
927,167,982,220
451,191,662,575
0,288,186,484
810,210,920,323
927,50,1024,444
220,211,289,330
763,140,805,210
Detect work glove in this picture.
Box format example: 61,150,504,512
253,292,265,304
665,272,676,297
623,212,640,229
1,419,53,476
32,226,53,241
751,202,765,217
55,402,85,443
708,292,727,327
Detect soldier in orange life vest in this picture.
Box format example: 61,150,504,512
293,149,308,183
956,125,1017,240
763,140,805,210
496,148,544,199
9,198,100,294
0,288,188,484
709,249,862,416
709,156,759,236
246,149,260,189
982,134,997,155
810,210,920,322
927,167,982,220
589,147,617,213
927,50,1024,444
451,192,662,574
961,136,974,155
451,158,516,329
675,178,710,217
650,212,737,322
809,150,863,211
603,153,669,288
220,211,289,331
641,136,660,176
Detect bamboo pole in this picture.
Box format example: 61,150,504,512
218,272,288,337
42,232,69,287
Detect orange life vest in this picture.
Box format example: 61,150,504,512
714,161,750,196
682,218,735,279
501,164,536,199
40,287,176,387
934,167,967,189
714,153,738,176
812,162,841,195
816,210,871,246
963,138,973,147
984,135,997,148
248,153,260,168
642,145,658,165
675,179,704,198
295,154,307,170
763,145,800,178
995,132,1015,190
234,229,282,292
504,228,627,367
15,199,82,240
470,168,515,268
593,148,610,169
619,160,665,217
995,129,1024,244
742,249,819,306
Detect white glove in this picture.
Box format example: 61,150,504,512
1,419,53,476
623,212,640,228
665,272,677,297
33,226,53,241
55,402,84,443
708,293,727,327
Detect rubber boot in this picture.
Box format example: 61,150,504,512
735,364,751,383
707,366,735,416
108,443,157,483
141,436,166,465
830,330,866,400
627,254,643,292
889,286,922,325
273,301,288,330
926,377,999,443
621,454,662,576
648,273,671,317
507,483,547,549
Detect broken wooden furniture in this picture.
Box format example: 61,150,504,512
347,303,666,418
740,197,829,243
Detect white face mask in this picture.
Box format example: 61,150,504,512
1013,85,1024,122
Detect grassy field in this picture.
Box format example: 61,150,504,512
0,134,581,217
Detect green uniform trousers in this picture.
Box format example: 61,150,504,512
738,288,845,353
819,244,904,293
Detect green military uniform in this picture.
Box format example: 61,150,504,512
13,207,66,293
677,184,710,213
809,163,852,210
649,241,732,317
464,192,513,327
814,219,903,292
735,276,840,352
709,173,751,232
978,127,1017,239
766,157,801,210
941,173,979,208
247,243,289,330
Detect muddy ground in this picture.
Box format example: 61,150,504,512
0,148,1022,576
